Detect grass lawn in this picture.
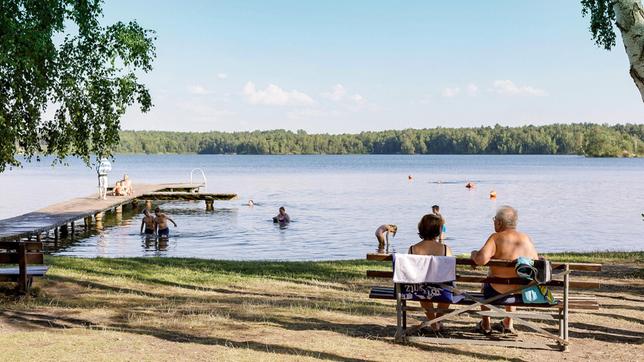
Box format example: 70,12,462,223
0,252,642,361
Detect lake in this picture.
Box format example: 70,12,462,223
0,155,642,260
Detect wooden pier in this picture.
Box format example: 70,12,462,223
0,183,237,242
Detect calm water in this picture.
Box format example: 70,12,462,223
0,155,642,260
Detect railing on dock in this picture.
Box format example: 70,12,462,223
190,168,207,190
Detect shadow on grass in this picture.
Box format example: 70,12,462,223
0,310,371,362
43,274,391,317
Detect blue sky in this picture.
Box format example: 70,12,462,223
103,0,643,133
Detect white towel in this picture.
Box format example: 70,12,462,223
392,254,456,283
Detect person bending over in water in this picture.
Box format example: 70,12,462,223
140,209,156,235
273,207,290,224
154,207,177,238
470,205,538,335
431,205,447,242
375,224,397,253
408,214,453,332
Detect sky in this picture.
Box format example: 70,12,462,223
102,0,643,133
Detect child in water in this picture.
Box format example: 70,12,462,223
375,224,397,253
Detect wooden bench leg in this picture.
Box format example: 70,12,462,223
394,283,405,342
562,264,570,352
17,242,27,294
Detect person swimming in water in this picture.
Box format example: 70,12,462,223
140,209,156,235
154,207,177,238
273,207,290,224
375,224,397,253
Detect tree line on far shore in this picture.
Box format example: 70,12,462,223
116,123,644,157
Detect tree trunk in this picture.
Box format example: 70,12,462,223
613,0,644,102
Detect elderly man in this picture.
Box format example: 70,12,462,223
470,205,538,334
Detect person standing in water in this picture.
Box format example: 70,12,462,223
273,207,290,224
375,224,397,253
96,157,112,200
432,205,447,242
140,209,156,235
154,207,177,238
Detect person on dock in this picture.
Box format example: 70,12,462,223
432,205,446,242
154,207,177,238
97,157,112,200
140,209,156,235
470,205,539,335
375,224,397,253
113,181,125,196
121,174,134,196
408,213,454,333
273,207,290,224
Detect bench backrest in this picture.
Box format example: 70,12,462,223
0,241,45,265
366,253,602,289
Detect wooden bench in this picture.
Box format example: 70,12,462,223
366,253,602,351
0,241,49,293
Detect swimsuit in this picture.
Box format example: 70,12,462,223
482,283,523,304
158,228,169,237
144,228,155,235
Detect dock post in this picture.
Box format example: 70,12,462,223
205,200,214,211
54,227,59,246
71,222,75,240
115,205,123,214
95,212,104,221
36,234,41,242
60,224,69,238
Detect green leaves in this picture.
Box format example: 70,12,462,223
115,124,644,158
581,0,617,50
0,0,155,172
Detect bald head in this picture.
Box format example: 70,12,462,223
495,205,518,229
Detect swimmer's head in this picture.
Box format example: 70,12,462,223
248,200,254,206
279,206,286,214
390,224,398,237
431,205,440,214
154,207,161,215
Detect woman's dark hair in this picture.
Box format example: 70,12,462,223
418,214,443,240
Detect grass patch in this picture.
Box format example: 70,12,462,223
0,253,641,360
541,251,644,264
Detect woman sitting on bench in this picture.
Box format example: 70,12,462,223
408,213,454,333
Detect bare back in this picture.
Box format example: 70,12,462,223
409,239,453,257
488,229,538,293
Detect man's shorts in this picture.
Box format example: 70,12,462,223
144,228,155,235
158,228,169,237
482,283,523,304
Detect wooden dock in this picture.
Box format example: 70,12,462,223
0,183,237,242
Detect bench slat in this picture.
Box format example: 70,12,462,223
0,253,44,264
368,287,599,310
365,271,600,289
406,336,563,350
366,254,602,271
